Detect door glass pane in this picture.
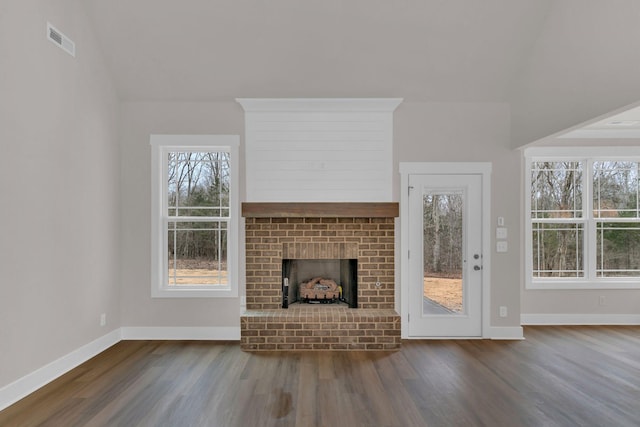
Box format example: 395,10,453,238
422,192,464,315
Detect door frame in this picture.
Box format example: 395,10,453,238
399,162,492,338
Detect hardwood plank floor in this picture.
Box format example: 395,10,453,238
1,326,639,426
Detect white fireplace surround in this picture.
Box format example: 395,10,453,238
236,98,402,203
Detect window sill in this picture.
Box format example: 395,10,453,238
151,286,238,298
527,280,640,290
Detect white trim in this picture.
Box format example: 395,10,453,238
527,280,640,290
0,329,121,411
560,129,640,139
120,326,241,340
399,167,410,338
524,146,640,158
236,98,403,112
150,135,240,298
521,314,640,325
399,162,493,175
487,326,525,340
399,162,493,338
150,134,240,147
403,336,485,340
401,327,524,340
0,326,242,411
523,148,640,290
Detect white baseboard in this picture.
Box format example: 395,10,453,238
120,326,241,340
0,328,121,411
402,326,524,340
487,326,525,340
0,326,241,412
521,313,640,325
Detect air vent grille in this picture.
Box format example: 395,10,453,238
47,22,75,57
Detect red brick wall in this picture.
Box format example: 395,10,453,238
241,307,401,351
245,217,395,310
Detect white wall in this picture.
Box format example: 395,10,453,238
119,102,244,328
509,1,640,321
0,0,120,388
395,102,520,327
117,100,522,330
520,141,640,320
510,0,640,147
4,0,639,409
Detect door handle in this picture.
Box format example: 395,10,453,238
474,265,482,271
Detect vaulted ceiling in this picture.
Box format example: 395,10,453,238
83,1,640,145
84,0,552,103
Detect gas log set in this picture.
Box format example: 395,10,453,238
281,258,358,309
282,276,345,307
299,277,341,303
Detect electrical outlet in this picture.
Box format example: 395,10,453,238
496,241,508,253
100,313,106,327
499,306,508,317
599,296,606,307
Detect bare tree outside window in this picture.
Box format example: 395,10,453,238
530,159,640,280
594,161,640,277
423,192,463,312
166,152,230,286
531,162,583,277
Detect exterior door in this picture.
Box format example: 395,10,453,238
408,173,483,337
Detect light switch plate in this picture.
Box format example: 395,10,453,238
496,227,508,239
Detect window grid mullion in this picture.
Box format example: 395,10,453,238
585,158,596,281
150,136,238,298
172,220,177,285
163,148,230,289
535,222,541,278
526,150,640,288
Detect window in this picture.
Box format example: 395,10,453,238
525,147,640,289
150,135,239,297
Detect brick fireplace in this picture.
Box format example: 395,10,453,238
240,202,401,350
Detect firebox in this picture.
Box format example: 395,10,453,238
281,259,357,308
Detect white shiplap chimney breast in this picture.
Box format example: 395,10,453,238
237,98,402,202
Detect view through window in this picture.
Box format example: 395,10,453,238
167,151,230,286
150,135,238,298
528,155,640,285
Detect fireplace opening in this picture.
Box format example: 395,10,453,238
282,259,357,308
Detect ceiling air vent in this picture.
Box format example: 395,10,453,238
47,22,75,57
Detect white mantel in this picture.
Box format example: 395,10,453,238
237,98,402,203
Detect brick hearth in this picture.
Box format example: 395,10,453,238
241,203,401,351
241,306,400,351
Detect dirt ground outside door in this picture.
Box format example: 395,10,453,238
423,277,463,312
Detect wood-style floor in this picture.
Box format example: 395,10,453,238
1,326,639,427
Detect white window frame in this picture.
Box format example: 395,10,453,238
150,134,239,298
525,146,640,290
